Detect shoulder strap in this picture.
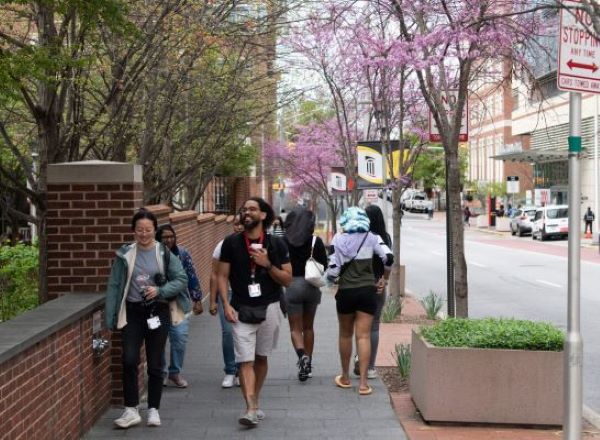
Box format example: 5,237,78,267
338,232,369,279
161,243,170,276
310,235,317,258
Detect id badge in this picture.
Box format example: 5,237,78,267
248,283,262,298
147,315,161,330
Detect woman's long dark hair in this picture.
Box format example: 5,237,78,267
365,205,391,246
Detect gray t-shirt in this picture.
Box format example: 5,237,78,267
128,245,161,303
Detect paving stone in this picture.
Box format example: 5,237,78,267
83,288,407,439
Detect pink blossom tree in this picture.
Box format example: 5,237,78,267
265,119,344,234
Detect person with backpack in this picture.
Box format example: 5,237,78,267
282,207,328,382
217,197,292,427
156,225,203,389
327,207,393,396
105,209,189,428
584,207,595,235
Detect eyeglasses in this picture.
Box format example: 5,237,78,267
241,207,260,213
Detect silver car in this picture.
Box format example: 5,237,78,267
510,206,537,237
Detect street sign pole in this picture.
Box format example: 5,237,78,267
565,91,583,440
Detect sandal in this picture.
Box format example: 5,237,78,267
358,385,373,396
334,375,352,389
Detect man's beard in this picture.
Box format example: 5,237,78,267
243,217,260,230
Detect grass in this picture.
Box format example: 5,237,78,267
393,343,411,379
381,295,403,323
419,290,443,320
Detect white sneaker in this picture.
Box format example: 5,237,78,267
147,408,161,427
114,407,141,428
256,409,265,420
222,374,236,388
367,368,378,379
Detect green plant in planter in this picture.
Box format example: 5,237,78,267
381,295,403,323
419,318,564,351
419,290,443,320
393,343,411,379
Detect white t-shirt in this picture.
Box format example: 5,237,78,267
212,240,224,260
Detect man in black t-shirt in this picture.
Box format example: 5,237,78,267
218,197,291,427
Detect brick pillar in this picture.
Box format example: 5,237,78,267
47,161,143,405
47,161,143,298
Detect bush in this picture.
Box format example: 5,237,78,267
419,318,564,351
0,243,39,322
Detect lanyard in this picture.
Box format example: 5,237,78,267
243,232,264,281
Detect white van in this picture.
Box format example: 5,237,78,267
531,205,569,241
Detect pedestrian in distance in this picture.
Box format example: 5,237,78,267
217,197,292,427
271,216,285,237
352,205,393,380
427,206,434,220
282,207,328,382
105,209,189,429
209,213,245,388
463,206,471,227
156,224,203,389
327,207,393,396
584,207,595,235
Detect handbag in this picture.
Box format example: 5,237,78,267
305,236,325,288
237,303,268,324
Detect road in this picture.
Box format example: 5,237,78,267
395,210,600,414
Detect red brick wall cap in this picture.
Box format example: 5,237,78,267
143,204,172,216
170,211,199,224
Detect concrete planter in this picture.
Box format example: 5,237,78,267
495,217,511,232
476,214,489,228
409,330,563,425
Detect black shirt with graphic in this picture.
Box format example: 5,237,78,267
220,232,290,307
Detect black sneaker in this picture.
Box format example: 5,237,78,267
298,355,310,382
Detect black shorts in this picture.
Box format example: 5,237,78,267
335,285,377,315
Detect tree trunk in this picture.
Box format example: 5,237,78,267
390,189,404,298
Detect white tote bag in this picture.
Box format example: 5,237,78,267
304,236,325,287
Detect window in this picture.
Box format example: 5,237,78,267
547,208,568,219
512,88,519,111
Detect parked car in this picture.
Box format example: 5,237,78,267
510,206,537,237
532,205,569,241
402,191,433,213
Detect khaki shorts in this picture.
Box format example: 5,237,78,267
232,302,282,363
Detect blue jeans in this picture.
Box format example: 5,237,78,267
163,317,189,376
218,294,238,375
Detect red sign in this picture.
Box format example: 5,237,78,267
428,90,468,143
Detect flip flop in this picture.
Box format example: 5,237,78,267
334,375,352,389
358,385,373,396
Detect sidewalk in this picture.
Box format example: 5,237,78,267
84,288,407,440
378,296,600,440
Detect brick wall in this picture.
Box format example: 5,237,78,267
0,295,109,440
47,163,144,299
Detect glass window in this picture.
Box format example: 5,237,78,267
525,209,537,218
535,211,543,221
547,208,568,219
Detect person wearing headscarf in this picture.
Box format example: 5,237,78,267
282,207,328,382
156,224,203,389
326,206,393,396
352,205,393,380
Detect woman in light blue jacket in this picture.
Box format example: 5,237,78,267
105,209,188,429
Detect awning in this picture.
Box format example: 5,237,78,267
491,150,568,164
